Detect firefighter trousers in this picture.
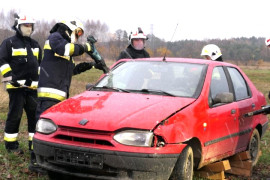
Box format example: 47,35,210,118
4,88,37,150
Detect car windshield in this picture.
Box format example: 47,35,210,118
94,61,206,98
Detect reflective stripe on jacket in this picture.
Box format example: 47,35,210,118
0,33,42,90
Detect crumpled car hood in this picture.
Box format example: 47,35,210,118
41,91,195,131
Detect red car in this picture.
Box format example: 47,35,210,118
33,58,268,179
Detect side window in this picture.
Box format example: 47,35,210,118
228,67,249,100
210,67,230,100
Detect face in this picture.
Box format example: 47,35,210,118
132,39,145,50
20,24,33,37
71,28,83,43
203,55,212,60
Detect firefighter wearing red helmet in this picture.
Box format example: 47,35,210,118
0,13,41,158
117,27,150,60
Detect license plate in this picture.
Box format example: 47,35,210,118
54,149,103,169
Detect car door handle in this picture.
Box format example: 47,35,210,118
231,109,236,114
252,103,255,109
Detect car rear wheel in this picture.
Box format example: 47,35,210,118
169,145,194,180
248,128,260,166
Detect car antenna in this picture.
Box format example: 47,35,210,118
163,23,179,61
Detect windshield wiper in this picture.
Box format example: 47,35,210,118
93,86,130,93
137,89,176,97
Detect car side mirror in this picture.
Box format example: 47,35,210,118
213,92,234,105
86,83,94,90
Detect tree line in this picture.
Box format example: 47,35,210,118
1,10,269,63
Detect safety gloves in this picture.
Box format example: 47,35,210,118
73,62,94,75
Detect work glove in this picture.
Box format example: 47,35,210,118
268,91,270,100
77,43,94,55
24,79,32,87
73,62,94,75
94,61,106,71
9,74,21,87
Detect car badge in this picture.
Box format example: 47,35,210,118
79,119,89,126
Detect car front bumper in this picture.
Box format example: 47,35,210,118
33,138,185,180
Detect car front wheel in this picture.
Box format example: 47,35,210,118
169,145,194,180
248,128,260,166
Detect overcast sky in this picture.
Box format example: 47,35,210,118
1,0,269,41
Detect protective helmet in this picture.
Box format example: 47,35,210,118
201,44,222,60
265,37,270,47
50,20,84,43
129,27,148,42
13,13,35,31
61,20,84,42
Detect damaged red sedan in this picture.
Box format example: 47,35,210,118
33,58,268,179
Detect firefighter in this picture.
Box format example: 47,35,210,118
32,20,103,171
0,14,42,155
201,44,223,61
117,27,150,60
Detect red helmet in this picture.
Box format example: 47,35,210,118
265,37,270,47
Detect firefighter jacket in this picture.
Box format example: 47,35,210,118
0,32,42,90
38,31,85,102
117,44,150,61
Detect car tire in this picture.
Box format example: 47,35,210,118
248,128,260,166
169,145,194,180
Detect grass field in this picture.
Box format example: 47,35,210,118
0,64,269,180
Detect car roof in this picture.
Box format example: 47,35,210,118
117,57,236,67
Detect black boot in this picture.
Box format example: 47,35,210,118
5,141,24,155
28,150,47,174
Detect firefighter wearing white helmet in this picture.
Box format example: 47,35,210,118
0,13,42,171
117,27,150,60
201,44,223,61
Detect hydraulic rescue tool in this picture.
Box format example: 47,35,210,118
86,35,110,74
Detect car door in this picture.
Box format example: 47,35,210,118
227,67,254,152
205,66,239,160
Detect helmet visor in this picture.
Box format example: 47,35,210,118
75,28,83,37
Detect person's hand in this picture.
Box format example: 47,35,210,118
94,62,104,71
10,81,21,87
74,62,94,74
25,79,32,86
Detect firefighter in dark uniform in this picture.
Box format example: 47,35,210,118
32,20,103,171
117,27,150,60
0,14,42,155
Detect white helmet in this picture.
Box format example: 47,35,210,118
60,20,84,33
13,13,35,30
265,37,270,47
129,27,148,42
60,20,84,42
201,44,222,60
